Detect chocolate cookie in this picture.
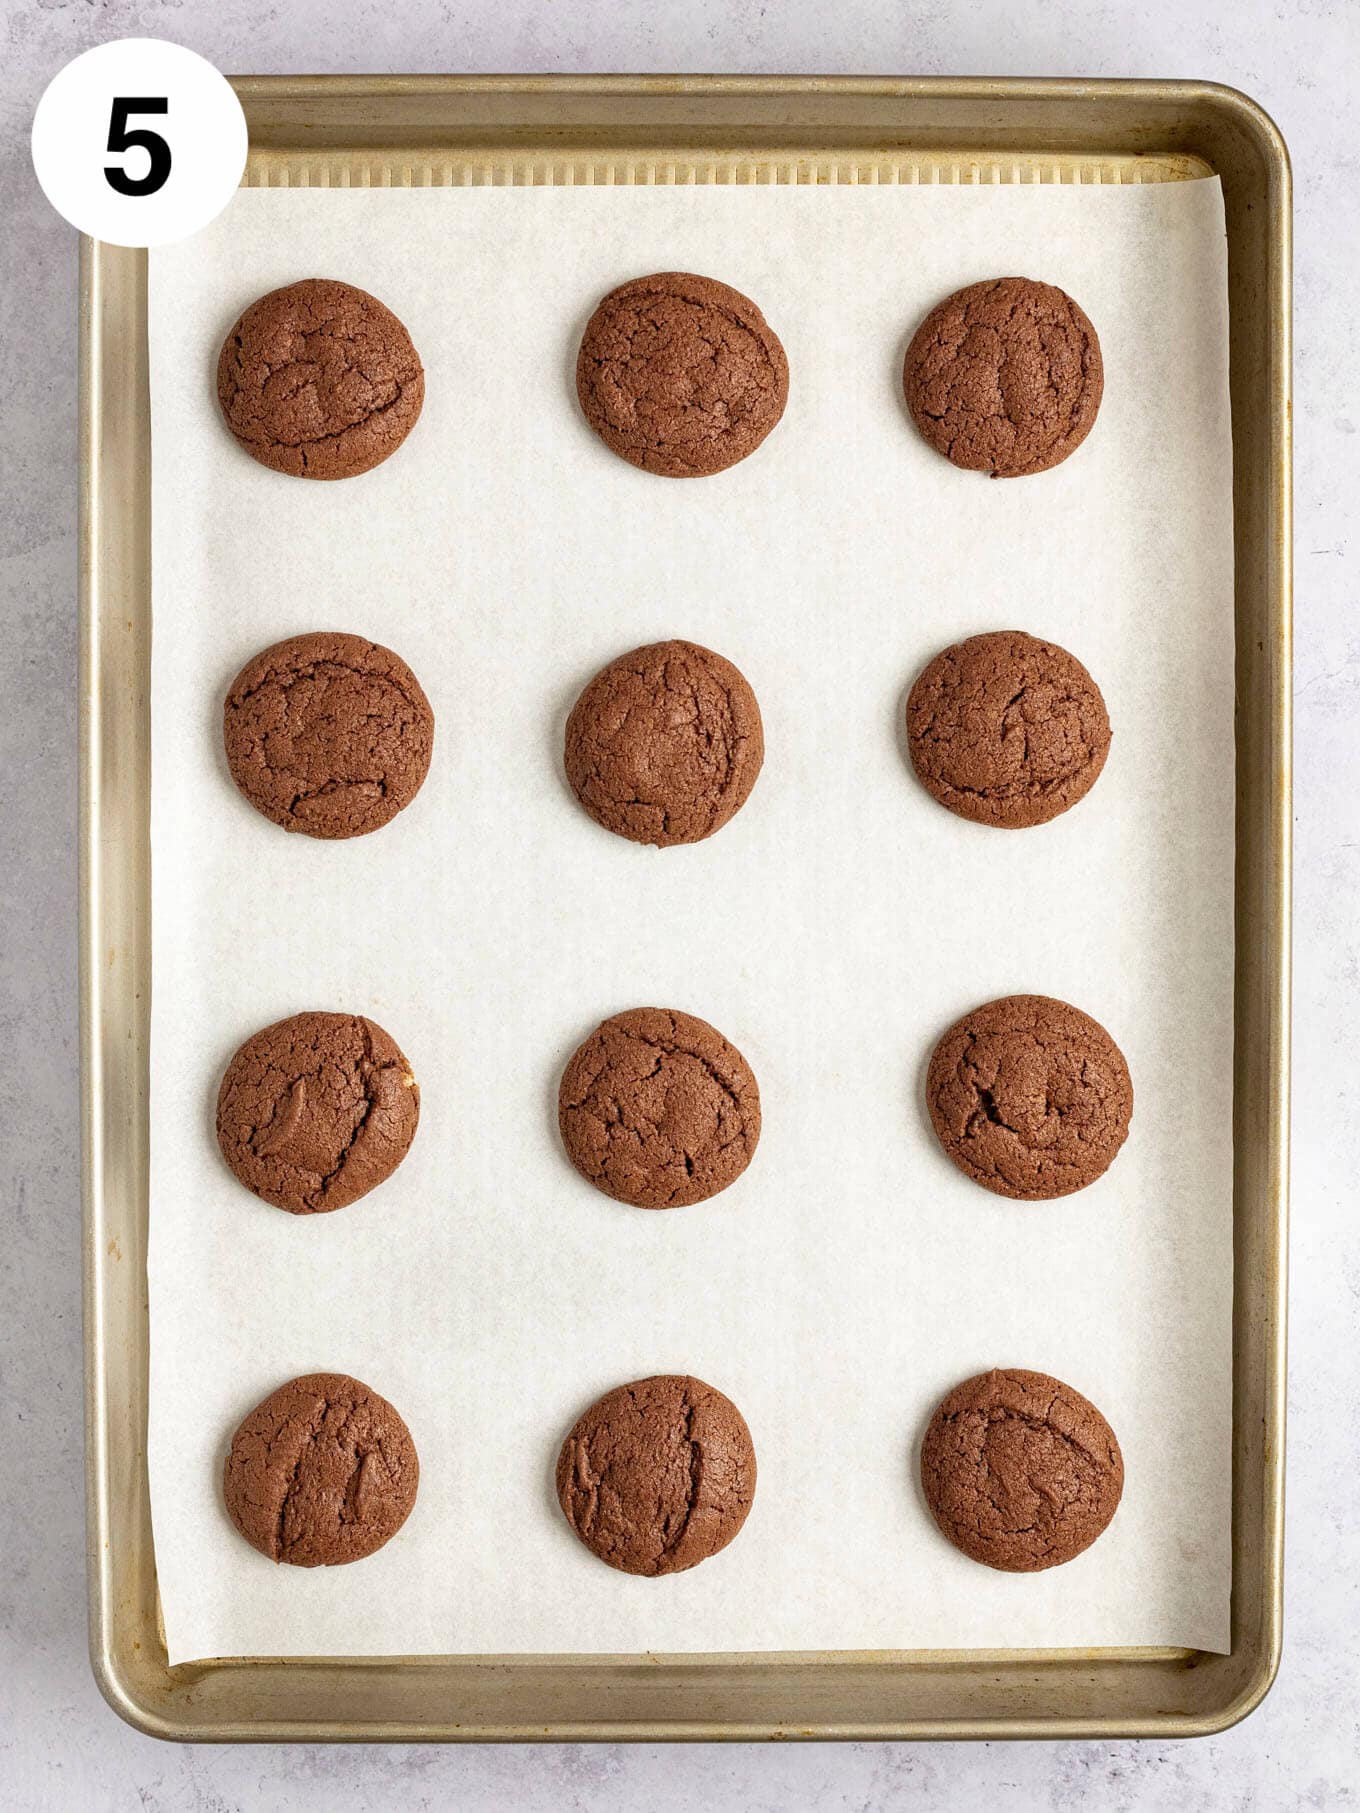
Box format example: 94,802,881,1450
224,632,435,840
920,1368,1124,1571
926,995,1132,1199
903,277,1103,478
556,1374,757,1575
217,278,424,479
565,640,763,847
576,271,788,477
223,1372,419,1566
217,1011,420,1214
906,630,1111,828
559,1007,760,1209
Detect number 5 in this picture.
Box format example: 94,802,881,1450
105,97,171,197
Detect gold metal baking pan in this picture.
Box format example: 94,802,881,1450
80,76,1290,1742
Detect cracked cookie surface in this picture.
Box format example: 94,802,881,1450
223,631,435,840
906,630,1110,828
926,995,1132,1199
576,271,788,477
217,278,424,479
556,1374,756,1575
223,1372,419,1566
920,1368,1123,1571
903,276,1103,477
217,1011,420,1214
559,1007,760,1209
564,640,763,847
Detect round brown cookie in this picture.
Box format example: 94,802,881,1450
223,1372,419,1566
576,271,789,477
223,631,435,840
217,278,424,479
926,995,1132,1199
903,276,1103,478
559,1007,760,1209
920,1368,1124,1571
565,640,764,847
217,1011,420,1214
556,1374,757,1575
906,630,1111,828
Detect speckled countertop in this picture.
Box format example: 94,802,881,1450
2,2,1355,1807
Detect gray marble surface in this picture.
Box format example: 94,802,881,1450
1,1,1355,1807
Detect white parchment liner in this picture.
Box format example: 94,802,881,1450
148,180,1234,1662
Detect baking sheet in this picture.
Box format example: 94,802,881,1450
147,178,1235,1664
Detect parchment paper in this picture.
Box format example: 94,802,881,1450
147,178,1235,1663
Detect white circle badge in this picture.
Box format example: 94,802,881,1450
31,39,247,247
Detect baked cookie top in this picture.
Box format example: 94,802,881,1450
926,994,1132,1199
906,630,1110,828
223,1372,419,1566
224,631,434,840
903,276,1103,478
920,1368,1124,1571
559,1006,760,1209
556,1374,757,1575
564,639,763,847
576,271,788,477
217,278,424,479
216,1011,419,1214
